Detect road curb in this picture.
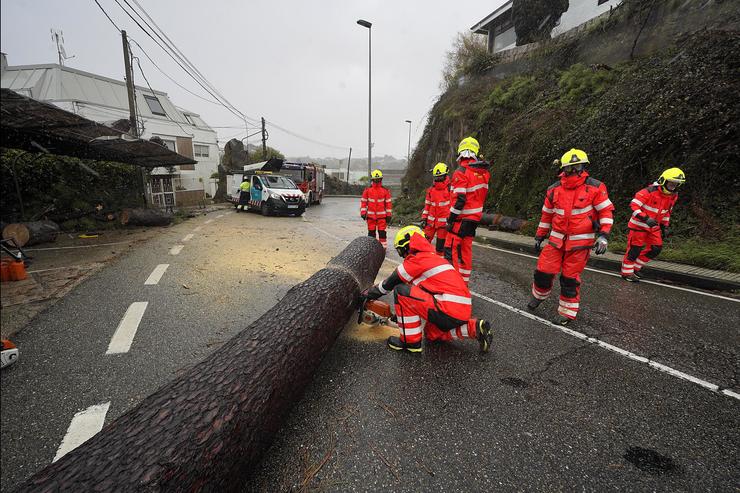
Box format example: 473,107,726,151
474,234,740,292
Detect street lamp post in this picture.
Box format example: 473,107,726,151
357,19,372,179
405,119,412,165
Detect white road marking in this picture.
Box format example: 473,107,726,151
313,228,739,400
53,402,110,462
169,245,184,255
474,242,739,304
182,234,194,242
106,302,148,354
313,226,347,243
27,264,101,274
193,226,202,232
216,214,224,218
144,264,169,285
205,219,213,224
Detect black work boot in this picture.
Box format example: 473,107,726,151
633,270,643,279
527,296,543,311
387,336,422,353
553,315,573,326
622,274,640,282
476,320,493,353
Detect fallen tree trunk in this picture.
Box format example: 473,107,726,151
119,208,173,227
2,220,60,247
480,213,529,232
16,236,385,493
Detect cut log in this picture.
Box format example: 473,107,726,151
480,213,528,232
119,208,173,227
2,221,60,247
16,236,385,493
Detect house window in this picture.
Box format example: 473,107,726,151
597,0,610,4
161,139,176,151
194,144,210,158
144,94,166,116
184,114,194,125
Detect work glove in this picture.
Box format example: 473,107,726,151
645,217,658,228
361,214,367,221
420,219,427,229
534,236,545,253
661,224,670,237
594,235,608,255
366,285,384,300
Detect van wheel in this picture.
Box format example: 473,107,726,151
261,203,270,216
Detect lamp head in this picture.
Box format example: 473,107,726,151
357,19,372,28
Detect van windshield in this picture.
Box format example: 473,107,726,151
263,175,298,189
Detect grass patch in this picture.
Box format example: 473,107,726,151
609,236,740,272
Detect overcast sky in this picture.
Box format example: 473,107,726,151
1,0,506,159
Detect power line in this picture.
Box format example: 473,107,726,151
264,119,351,151
93,0,121,31
133,55,193,137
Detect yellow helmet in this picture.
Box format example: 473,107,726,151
371,169,383,180
559,148,589,168
457,137,480,156
394,225,423,257
657,167,685,193
432,163,449,177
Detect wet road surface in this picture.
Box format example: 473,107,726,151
1,198,738,492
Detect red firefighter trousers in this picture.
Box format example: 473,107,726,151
531,245,590,320
621,229,663,276
394,285,478,344
423,225,447,256
443,223,473,283
367,217,388,247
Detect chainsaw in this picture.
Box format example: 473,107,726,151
358,290,398,328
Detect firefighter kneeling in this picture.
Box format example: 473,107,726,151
366,226,493,353
527,149,614,325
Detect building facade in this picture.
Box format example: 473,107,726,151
0,59,218,207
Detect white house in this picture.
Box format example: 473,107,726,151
471,0,623,54
0,57,219,207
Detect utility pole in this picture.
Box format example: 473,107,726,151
345,147,352,194
121,30,138,138
261,117,267,158
122,30,147,207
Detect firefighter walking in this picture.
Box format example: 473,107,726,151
527,149,614,325
444,137,490,283
236,177,250,212
360,170,393,249
621,168,685,281
421,163,451,256
366,226,493,353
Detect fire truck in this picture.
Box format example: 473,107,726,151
280,162,325,206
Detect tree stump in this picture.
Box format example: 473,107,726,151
2,221,60,247
16,236,385,493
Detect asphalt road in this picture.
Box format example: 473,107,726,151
1,198,738,492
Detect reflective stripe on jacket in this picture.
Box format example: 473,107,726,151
535,171,614,251
628,184,677,232
448,158,490,223
422,178,451,227
360,182,392,218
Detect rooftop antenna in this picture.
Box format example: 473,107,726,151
51,29,75,66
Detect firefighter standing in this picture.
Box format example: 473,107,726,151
621,168,685,281
236,177,251,212
444,137,491,283
527,149,614,325
360,170,393,249
366,226,493,353
420,163,451,256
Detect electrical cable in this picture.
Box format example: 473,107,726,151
134,55,194,137
264,119,351,151
93,0,121,32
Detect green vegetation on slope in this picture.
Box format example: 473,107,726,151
401,28,739,272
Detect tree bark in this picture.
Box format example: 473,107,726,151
119,208,173,227
480,213,529,232
16,236,385,493
2,221,60,247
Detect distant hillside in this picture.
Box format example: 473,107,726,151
287,155,408,171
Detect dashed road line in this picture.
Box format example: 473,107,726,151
53,402,110,462
24,241,132,251
474,242,739,303
106,302,148,355
313,228,739,401
216,214,225,219
182,234,194,242
169,245,184,255
204,219,214,224
144,264,169,285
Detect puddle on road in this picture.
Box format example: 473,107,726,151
500,377,529,389
345,322,398,342
624,446,680,475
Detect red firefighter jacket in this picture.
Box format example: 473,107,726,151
378,234,471,319
628,184,678,232
535,171,614,251
421,178,451,227
448,158,490,223
360,182,392,219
